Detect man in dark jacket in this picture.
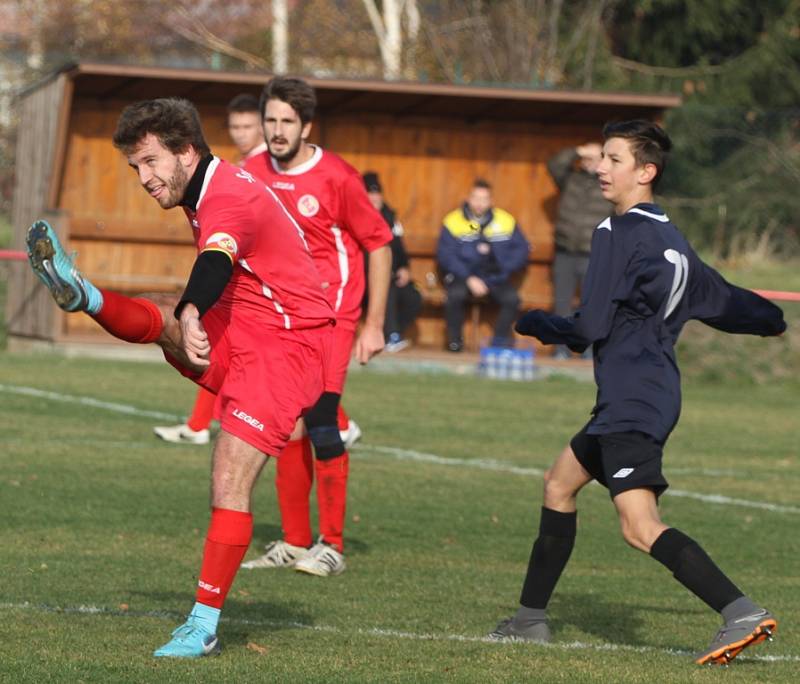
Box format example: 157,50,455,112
437,178,530,351
363,171,422,352
547,144,611,359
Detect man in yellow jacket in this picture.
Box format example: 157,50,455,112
436,178,530,351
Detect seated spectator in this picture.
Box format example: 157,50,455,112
363,171,422,352
436,178,530,351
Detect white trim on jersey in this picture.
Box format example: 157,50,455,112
264,185,310,251
196,157,221,209
269,145,323,176
239,257,292,329
331,225,349,312
628,207,670,223
243,142,268,163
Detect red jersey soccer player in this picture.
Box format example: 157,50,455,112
153,93,269,446
240,76,392,576
25,98,334,657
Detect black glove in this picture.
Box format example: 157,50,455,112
515,309,546,337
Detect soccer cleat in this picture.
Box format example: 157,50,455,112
153,423,211,445
294,538,346,577
488,617,551,643
25,219,101,313
694,608,777,666
153,617,220,658
340,419,362,450
240,540,310,569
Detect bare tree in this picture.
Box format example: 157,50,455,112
272,0,289,74
362,0,419,80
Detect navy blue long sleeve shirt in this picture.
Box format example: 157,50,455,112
516,203,786,443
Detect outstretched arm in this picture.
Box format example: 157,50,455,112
517,221,623,349
688,254,786,336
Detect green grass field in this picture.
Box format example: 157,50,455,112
1,352,798,683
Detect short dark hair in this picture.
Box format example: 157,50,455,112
112,98,210,157
259,76,316,123
602,119,672,187
227,93,260,114
473,178,492,191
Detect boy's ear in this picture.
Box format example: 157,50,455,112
638,162,658,185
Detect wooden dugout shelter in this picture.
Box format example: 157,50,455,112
6,61,680,350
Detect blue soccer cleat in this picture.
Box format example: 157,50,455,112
153,617,221,658
25,219,102,313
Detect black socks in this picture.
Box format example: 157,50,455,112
519,507,577,610
650,527,744,612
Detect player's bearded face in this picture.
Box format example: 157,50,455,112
128,134,192,209
263,99,309,163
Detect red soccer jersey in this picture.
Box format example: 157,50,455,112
244,146,392,322
184,157,334,330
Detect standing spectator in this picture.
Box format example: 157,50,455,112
437,179,530,351
547,143,611,360
240,76,392,576
153,93,269,446
363,171,422,352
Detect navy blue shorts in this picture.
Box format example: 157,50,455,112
570,423,669,499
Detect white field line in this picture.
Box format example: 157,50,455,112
0,383,180,421
361,445,800,515
2,384,799,515
0,601,797,663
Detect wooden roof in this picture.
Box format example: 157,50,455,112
23,61,681,124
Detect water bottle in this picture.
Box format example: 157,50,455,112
523,350,535,380
487,348,499,379
510,352,523,381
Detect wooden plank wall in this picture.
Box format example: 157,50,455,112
318,114,597,348
6,75,69,341
45,95,600,347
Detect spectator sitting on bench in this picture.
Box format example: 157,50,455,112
363,171,422,353
436,178,530,352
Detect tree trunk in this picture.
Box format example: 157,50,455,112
272,0,289,74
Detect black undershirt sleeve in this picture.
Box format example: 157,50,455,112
174,250,234,319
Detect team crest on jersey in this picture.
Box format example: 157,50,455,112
205,232,238,258
297,194,320,217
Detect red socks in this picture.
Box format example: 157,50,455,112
195,507,253,609
276,437,314,548
315,452,349,553
337,405,349,431
277,415,351,552
188,387,217,432
91,290,162,344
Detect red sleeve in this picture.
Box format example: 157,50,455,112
196,192,257,264
340,171,393,252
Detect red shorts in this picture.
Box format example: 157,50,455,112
166,308,333,455
324,319,357,394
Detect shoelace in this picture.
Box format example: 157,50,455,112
173,623,203,641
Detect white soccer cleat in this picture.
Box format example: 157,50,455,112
153,423,210,445
340,419,362,450
294,538,346,577
240,540,310,569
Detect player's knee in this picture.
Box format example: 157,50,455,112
305,392,345,461
542,474,575,509
307,425,345,460
618,517,651,552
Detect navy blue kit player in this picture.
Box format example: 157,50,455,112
490,120,786,666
